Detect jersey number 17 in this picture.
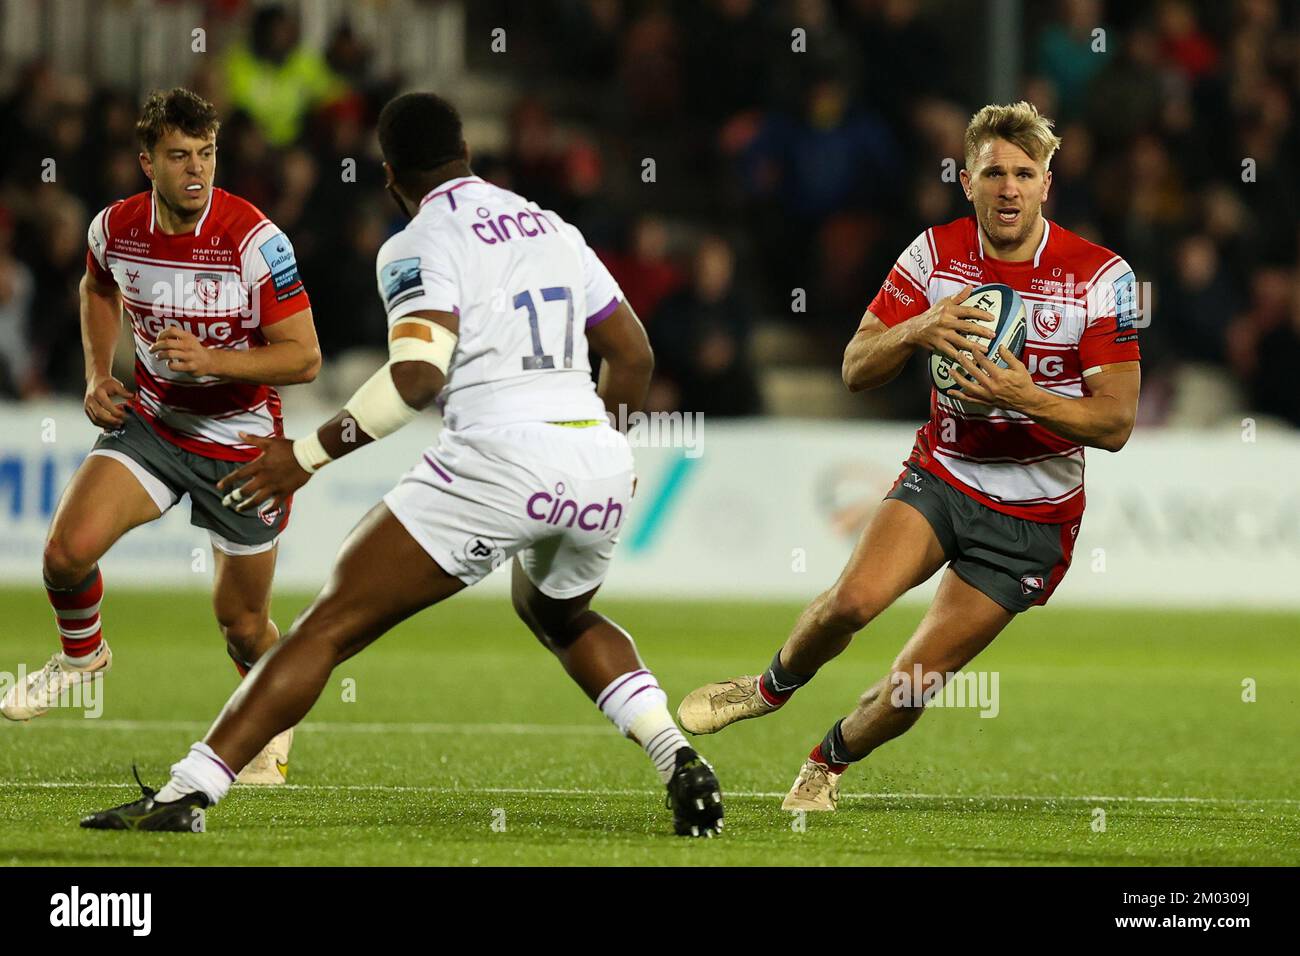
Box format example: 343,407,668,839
514,286,574,371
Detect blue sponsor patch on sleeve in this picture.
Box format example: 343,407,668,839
259,235,300,292
381,257,423,310
1113,270,1138,331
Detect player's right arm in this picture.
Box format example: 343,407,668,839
567,227,650,421
81,210,134,428
588,300,653,419
842,288,993,392
311,309,458,461
842,282,993,395
216,310,457,513
217,229,464,513
846,228,1000,394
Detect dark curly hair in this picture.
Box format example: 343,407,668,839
378,92,466,190
135,87,220,154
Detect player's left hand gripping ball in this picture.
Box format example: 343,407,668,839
218,432,311,512
949,346,1039,411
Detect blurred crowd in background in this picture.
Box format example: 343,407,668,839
0,0,1298,427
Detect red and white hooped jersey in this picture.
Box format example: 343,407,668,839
868,215,1141,523
86,188,310,461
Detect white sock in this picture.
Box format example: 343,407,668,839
597,669,690,784
155,742,235,805
60,643,107,669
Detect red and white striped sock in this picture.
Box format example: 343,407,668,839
47,567,106,664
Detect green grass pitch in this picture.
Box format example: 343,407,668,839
0,586,1296,866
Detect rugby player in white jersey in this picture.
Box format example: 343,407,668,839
81,93,725,837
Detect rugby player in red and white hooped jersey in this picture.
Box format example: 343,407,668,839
678,101,1142,809
0,88,321,784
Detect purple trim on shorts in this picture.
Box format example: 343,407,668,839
201,750,236,782
422,454,453,483
585,297,620,329
596,668,650,709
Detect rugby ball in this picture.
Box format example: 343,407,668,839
930,283,1027,394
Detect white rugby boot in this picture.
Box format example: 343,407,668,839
781,759,842,812
235,727,294,785
677,675,778,735
0,644,112,721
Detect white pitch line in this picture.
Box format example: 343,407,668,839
12,718,610,736
0,781,1295,806
8,723,1298,808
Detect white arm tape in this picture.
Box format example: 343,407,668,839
340,324,456,441
343,364,420,440
389,320,457,374
292,430,333,474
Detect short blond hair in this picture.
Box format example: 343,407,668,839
964,101,1062,170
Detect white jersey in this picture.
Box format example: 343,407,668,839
374,176,622,431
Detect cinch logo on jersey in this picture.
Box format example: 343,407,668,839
527,483,624,531
471,205,557,245
49,886,151,936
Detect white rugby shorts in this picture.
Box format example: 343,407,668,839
383,421,634,598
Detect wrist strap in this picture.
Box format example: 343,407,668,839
292,432,333,474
